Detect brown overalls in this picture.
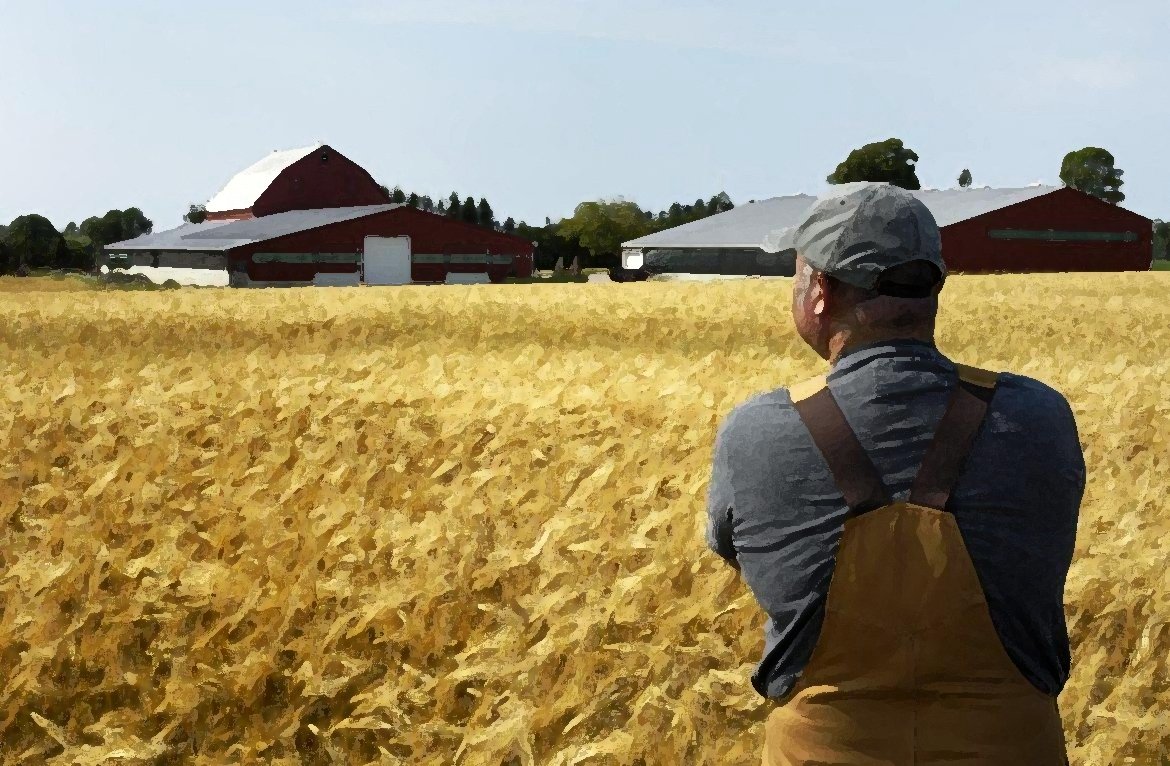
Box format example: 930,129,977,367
761,363,1069,766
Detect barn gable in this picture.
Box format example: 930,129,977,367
205,144,321,217
204,143,388,220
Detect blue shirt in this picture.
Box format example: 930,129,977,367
706,338,1085,700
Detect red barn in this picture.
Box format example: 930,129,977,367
621,185,1153,277
939,187,1152,273
105,143,534,286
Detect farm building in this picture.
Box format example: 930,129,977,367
104,143,534,286
621,185,1153,277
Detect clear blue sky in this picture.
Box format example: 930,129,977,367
2,0,1166,232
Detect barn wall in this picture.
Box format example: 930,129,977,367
250,146,389,218
942,188,1152,273
228,206,535,283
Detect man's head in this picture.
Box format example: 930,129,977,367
782,183,947,363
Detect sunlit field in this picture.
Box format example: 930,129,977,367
1,273,1168,765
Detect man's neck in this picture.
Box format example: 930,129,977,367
828,332,936,367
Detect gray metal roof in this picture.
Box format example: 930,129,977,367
623,185,1062,250
103,220,237,251
105,204,403,252
908,185,1060,226
626,194,818,249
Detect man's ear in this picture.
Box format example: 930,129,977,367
812,272,830,315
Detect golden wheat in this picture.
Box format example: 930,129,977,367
0,273,1167,765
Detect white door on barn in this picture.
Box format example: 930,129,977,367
363,236,412,285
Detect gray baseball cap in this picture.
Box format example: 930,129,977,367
762,182,947,294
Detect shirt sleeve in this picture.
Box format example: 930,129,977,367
706,414,740,569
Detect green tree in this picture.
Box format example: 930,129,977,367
503,217,516,234
516,220,590,271
80,213,118,248
436,199,447,215
827,137,921,190
390,187,407,204
378,184,390,199
447,192,461,219
63,237,96,271
6,214,65,270
121,208,152,239
460,196,478,224
80,208,152,250
0,239,15,274
1153,220,1169,261
477,198,495,228
420,195,434,213
407,192,420,208
185,204,208,224
556,200,652,267
958,168,973,188
1060,147,1125,204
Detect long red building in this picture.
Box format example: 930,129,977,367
938,187,1151,273
621,185,1153,276
105,143,535,286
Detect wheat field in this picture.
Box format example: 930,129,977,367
1,273,1168,765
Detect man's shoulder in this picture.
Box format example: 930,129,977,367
717,380,810,443
994,371,1077,419
720,366,1075,431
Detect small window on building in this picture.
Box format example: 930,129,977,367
988,229,1138,243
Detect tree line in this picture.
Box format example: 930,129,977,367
367,185,736,270
0,208,152,276
518,192,736,270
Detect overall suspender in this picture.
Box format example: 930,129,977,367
907,374,996,511
791,384,891,515
791,365,998,516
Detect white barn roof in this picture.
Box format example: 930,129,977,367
623,185,1062,250
104,204,402,252
204,143,324,213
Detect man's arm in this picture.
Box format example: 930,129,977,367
706,415,741,571
1061,393,1087,520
